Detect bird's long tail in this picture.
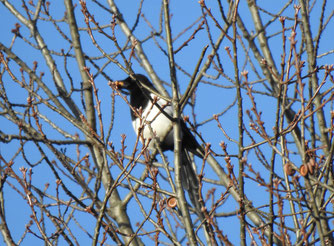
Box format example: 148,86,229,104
181,149,219,244
180,149,204,221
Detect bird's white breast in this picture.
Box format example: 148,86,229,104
132,93,174,149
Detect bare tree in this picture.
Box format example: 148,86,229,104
0,0,333,245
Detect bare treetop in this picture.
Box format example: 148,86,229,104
0,0,333,245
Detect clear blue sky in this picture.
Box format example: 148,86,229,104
1,0,333,245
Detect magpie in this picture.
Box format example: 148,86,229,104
115,74,205,219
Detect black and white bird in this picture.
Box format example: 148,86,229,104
115,74,205,218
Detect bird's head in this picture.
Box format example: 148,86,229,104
113,74,155,94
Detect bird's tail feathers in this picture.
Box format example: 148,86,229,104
180,150,204,220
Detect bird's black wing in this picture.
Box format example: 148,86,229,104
180,120,204,157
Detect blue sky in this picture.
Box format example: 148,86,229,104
1,0,334,245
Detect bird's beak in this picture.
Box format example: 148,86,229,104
112,80,130,95
113,80,125,88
